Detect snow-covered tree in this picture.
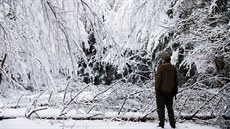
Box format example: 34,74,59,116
0,0,229,128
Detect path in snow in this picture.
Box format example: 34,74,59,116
0,118,220,129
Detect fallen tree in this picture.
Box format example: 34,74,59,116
0,113,227,122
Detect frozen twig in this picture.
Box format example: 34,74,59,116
118,91,143,115
25,107,48,119
63,81,72,103
61,85,91,113
48,91,53,104
92,86,112,101
87,105,96,114
190,82,230,119
16,95,24,108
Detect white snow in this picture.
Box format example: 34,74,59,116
0,0,229,129
0,104,221,129
0,106,221,129
0,118,220,129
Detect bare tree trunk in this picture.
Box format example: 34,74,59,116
0,54,7,84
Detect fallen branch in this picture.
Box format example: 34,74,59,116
0,103,49,109
25,107,48,118
142,108,157,119
180,115,216,120
0,116,16,121
0,114,222,121
223,115,230,120
61,85,91,113
39,115,154,122
16,95,24,108
63,81,71,103
92,86,112,101
48,91,53,103
0,105,21,109
118,91,144,115
190,82,230,119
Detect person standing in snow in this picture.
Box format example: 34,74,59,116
155,52,178,128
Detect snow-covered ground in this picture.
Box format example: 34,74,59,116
0,91,222,129
1,118,220,129
0,106,221,129
0,107,221,129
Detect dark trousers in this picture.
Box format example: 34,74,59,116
156,91,176,127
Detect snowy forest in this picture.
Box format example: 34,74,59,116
0,0,230,129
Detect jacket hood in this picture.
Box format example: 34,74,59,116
161,62,174,71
